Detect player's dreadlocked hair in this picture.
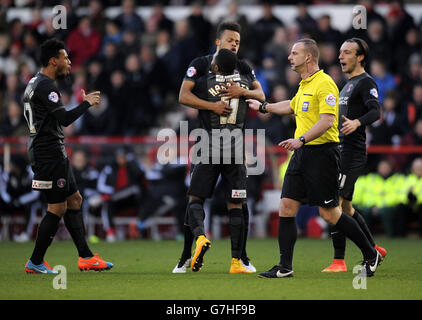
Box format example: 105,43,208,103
39,38,66,67
215,48,238,75
216,21,241,39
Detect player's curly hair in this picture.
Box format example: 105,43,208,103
216,21,241,39
39,38,66,67
215,48,237,75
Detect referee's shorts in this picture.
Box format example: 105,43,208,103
281,142,340,208
338,147,367,201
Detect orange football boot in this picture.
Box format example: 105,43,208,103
78,253,114,272
321,258,347,272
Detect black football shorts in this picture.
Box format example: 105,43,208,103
31,157,77,204
282,143,340,208
338,148,367,201
188,162,247,204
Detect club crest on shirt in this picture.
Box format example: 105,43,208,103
370,88,378,98
325,93,337,106
302,101,309,111
48,91,59,103
186,66,197,77
347,84,354,92
57,178,66,188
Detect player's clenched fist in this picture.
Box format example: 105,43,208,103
81,89,101,106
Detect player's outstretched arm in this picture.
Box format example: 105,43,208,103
246,99,293,116
52,90,100,127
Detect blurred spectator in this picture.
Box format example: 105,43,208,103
295,2,317,37
370,58,396,104
252,2,284,63
0,100,28,136
400,119,422,168
155,30,171,59
88,0,106,35
319,42,338,72
357,159,397,237
97,147,148,242
66,16,102,69
386,0,415,47
115,0,144,34
402,83,422,129
70,149,101,237
399,53,422,98
79,94,116,135
107,69,129,135
1,74,24,121
369,90,406,146
137,159,188,238
102,41,124,75
86,58,110,93
0,155,40,242
328,64,346,90
22,29,40,63
264,26,289,74
393,27,420,75
314,14,343,49
101,19,123,55
188,2,213,56
119,28,140,57
150,3,174,36
395,158,422,237
2,41,36,76
162,19,198,93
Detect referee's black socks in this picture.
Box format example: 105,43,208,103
64,209,93,258
30,211,61,265
335,212,376,260
278,216,297,270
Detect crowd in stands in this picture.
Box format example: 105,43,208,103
0,0,422,239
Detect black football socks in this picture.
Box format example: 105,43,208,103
30,211,61,265
240,202,250,262
64,209,93,258
187,200,206,238
352,209,375,247
331,209,375,260
228,207,244,259
278,217,297,270
334,213,376,260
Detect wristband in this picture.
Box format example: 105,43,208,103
299,136,306,144
259,102,268,114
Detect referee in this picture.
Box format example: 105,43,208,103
321,38,386,272
247,39,382,278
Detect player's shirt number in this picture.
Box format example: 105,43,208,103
24,102,36,133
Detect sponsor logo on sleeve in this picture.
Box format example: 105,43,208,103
32,180,53,189
325,93,337,106
232,189,247,199
48,91,59,103
370,88,378,98
186,66,197,78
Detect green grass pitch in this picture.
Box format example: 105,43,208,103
0,238,421,300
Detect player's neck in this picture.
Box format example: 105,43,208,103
40,67,57,81
347,66,365,79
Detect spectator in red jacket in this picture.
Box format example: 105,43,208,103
66,16,101,69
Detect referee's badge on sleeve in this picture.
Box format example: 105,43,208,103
325,93,337,106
